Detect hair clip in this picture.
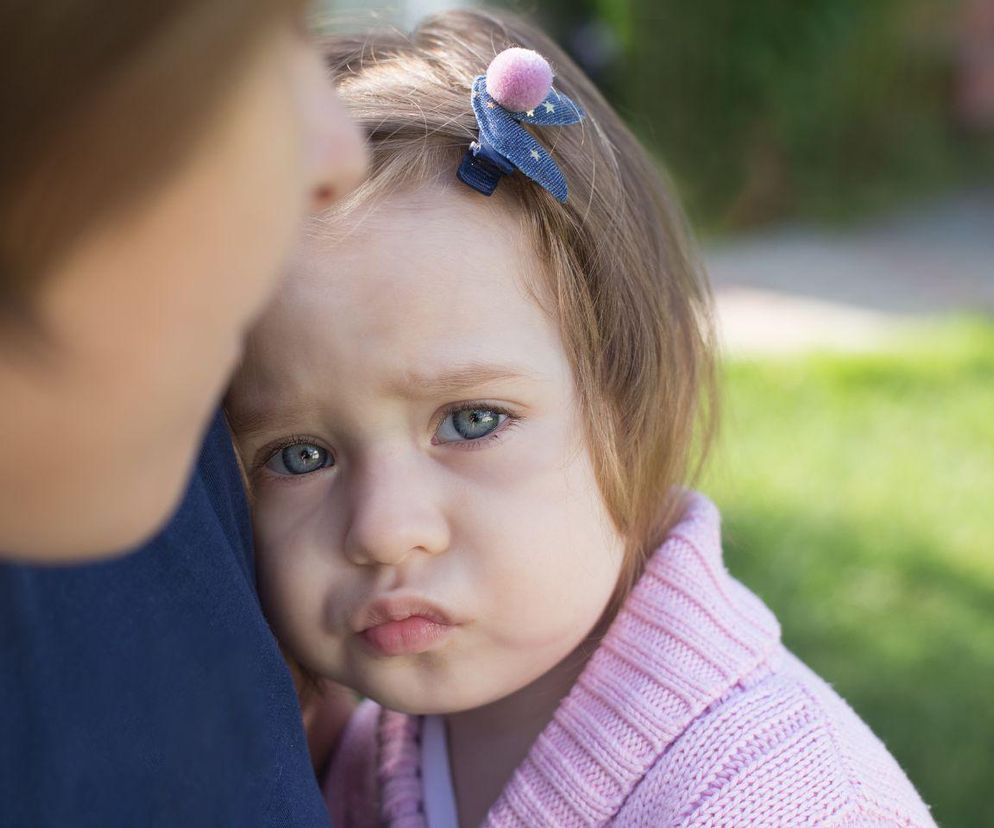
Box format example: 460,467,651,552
457,48,584,203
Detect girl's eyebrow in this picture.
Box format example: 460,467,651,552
225,401,315,445
227,363,540,443
392,362,540,399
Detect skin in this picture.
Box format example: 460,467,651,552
0,15,367,562
227,187,626,826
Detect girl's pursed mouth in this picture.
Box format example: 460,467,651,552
352,595,460,657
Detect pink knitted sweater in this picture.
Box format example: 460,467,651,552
324,494,935,827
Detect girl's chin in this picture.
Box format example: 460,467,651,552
352,678,490,717
358,681,525,718
361,690,467,717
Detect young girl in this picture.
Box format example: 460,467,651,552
226,9,935,827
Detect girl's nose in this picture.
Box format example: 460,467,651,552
342,453,450,568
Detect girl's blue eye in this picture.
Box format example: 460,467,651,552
436,408,506,442
266,442,333,476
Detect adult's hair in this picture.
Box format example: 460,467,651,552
0,0,306,311
320,8,718,597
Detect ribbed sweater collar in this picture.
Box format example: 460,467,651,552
376,493,781,827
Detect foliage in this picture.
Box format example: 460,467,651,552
704,319,994,827
497,0,991,229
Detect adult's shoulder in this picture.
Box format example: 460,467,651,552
0,409,326,827
196,409,254,575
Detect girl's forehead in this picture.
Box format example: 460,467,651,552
313,187,526,272
289,192,533,318
246,189,566,392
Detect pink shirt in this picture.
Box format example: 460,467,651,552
325,494,936,827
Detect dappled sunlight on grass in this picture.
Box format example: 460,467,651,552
704,317,994,827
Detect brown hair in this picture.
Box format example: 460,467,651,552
0,0,306,311
320,8,717,597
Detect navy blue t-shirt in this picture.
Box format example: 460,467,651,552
0,411,328,827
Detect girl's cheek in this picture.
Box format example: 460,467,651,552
455,419,560,485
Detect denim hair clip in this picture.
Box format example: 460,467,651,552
457,48,584,203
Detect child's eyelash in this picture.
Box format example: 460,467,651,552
437,400,517,420
251,403,521,474
253,433,329,473
434,401,523,450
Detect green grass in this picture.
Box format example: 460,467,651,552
703,318,994,828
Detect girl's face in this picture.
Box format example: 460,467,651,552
228,188,625,714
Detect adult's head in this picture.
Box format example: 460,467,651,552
0,0,367,561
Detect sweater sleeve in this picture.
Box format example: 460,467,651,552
324,699,383,828
617,652,936,827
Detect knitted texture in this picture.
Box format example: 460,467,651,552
325,494,936,827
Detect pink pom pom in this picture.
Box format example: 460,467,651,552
485,48,554,113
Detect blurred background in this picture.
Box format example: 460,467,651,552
320,1,993,824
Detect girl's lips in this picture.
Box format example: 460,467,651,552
360,616,452,656
352,596,459,657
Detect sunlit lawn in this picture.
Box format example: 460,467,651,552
704,318,994,828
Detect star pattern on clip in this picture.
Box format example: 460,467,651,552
462,75,584,203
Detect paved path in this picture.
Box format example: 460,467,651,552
705,188,994,355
